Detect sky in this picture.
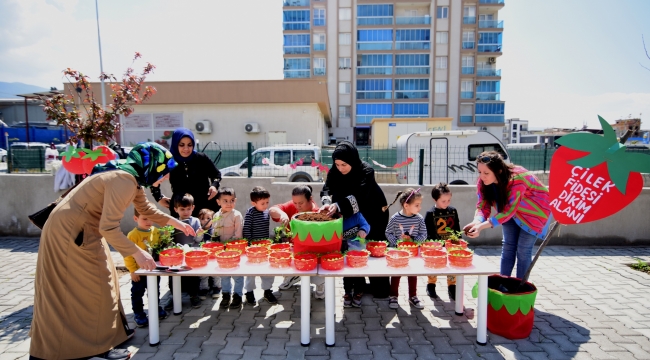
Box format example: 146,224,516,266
0,0,649,129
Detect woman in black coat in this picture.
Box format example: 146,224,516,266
321,141,390,299
151,128,221,218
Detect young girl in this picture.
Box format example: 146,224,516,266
385,188,427,309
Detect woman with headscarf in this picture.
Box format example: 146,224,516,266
29,143,196,360
320,141,391,299
151,128,222,218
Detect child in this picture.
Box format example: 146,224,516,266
212,187,245,309
124,209,168,327
198,208,222,300
341,212,370,308
170,194,203,308
424,183,460,300
385,188,427,309
243,186,278,305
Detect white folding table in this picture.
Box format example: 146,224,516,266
135,258,317,347
317,254,499,346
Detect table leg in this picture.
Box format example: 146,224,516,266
147,275,160,346
455,275,465,316
173,276,182,315
477,275,488,345
325,277,335,346
300,276,311,346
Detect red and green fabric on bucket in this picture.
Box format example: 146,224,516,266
486,275,537,339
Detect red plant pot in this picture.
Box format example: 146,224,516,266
448,250,473,268
269,251,293,268
159,248,184,267
421,241,443,251
215,250,242,269
225,240,248,253
421,249,447,269
246,246,270,264
294,253,318,271
201,242,224,259
397,241,419,257
346,250,369,268
270,243,292,252
386,249,410,268
445,239,468,249
250,239,273,247
185,250,209,268
320,253,345,271
366,241,387,257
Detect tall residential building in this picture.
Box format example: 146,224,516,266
283,0,505,145
503,118,528,144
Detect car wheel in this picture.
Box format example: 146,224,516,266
449,180,468,185
224,172,240,177
292,176,310,182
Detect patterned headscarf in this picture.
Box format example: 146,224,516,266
91,142,177,188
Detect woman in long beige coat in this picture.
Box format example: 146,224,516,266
29,143,195,360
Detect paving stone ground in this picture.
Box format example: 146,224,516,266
1,238,650,359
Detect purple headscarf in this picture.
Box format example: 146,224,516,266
169,128,197,162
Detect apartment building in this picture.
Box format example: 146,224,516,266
282,0,505,145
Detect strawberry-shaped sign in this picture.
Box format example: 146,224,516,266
549,116,650,225
81,145,116,174
60,147,87,175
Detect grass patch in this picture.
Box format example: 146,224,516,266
629,258,650,274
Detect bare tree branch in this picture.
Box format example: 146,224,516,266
642,34,650,72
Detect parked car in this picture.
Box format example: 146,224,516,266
220,145,322,182
0,148,6,162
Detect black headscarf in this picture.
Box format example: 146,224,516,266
332,141,362,169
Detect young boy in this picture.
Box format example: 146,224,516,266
171,194,203,308
198,208,222,300
243,186,278,305
212,188,245,309
341,212,370,308
424,183,460,300
124,209,168,327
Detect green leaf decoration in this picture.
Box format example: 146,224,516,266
626,153,650,174
598,115,618,144
290,217,342,243
81,148,107,161
472,281,478,298
554,133,612,152
488,288,537,316
61,147,82,162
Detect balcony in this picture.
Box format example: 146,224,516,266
396,16,431,25
283,46,310,55
395,66,429,75
356,91,392,100
477,68,501,77
314,43,326,51
357,114,391,124
357,17,393,25
479,20,504,28
284,70,311,79
357,42,393,50
314,68,326,76
475,115,504,123
460,115,474,123
476,92,500,100
462,41,475,49
479,0,504,4
283,0,309,6
395,91,429,99
283,22,310,30
357,66,393,75
395,41,430,50
478,44,502,52
461,91,474,99
463,16,476,24
462,66,474,74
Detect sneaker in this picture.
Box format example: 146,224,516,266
190,296,202,308
279,276,300,290
134,313,148,328
245,291,256,306
220,293,231,308
314,283,325,300
448,285,456,301
352,293,363,308
264,289,278,305
343,294,352,308
212,286,222,299
198,288,209,300
125,328,135,341
388,296,399,309
409,296,424,309
426,283,438,299
230,293,243,309
162,297,173,312
158,306,168,320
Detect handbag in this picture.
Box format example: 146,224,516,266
28,182,80,230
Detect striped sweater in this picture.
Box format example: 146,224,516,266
474,166,552,238
385,211,427,247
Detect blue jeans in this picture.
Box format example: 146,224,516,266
221,276,244,296
501,219,537,279
131,276,160,315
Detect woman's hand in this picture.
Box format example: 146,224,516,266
158,197,171,209
319,204,338,217
207,186,218,200
279,212,290,226
132,249,156,271
358,230,367,239
168,218,197,237
464,221,490,238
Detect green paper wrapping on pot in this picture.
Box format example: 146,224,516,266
290,214,343,254
488,286,537,316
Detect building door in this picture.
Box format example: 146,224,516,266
355,128,370,146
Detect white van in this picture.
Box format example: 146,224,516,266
220,145,322,182
396,130,510,185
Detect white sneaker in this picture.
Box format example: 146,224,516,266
388,296,399,309
409,296,424,309
314,284,325,300
279,276,300,290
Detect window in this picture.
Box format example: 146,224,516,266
283,10,310,30
463,6,476,24
357,4,394,25
395,54,429,74
460,104,473,123
339,33,351,45
283,34,310,54
313,58,326,76
274,151,292,166
314,8,326,26
461,80,473,99
339,106,351,118
313,33,326,51
395,29,430,50
253,151,270,166
339,82,351,94
357,29,393,50
512,124,517,130
435,81,447,94
436,31,448,44
357,79,393,100
358,54,393,75
475,102,506,123
283,58,310,78
468,144,507,161
394,79,429,99
462,55,474,74
293,150,315,163
478,32,503,52
435,56,447,69
436,6,448,19
121,113,183,147
339,8,351,20
463,31,475,49
434,105,447,117
339,57,351,69
394,103,428,117
356,103,392,124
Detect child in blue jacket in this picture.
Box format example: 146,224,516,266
341,212,370,308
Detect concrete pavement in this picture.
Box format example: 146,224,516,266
1,238,650,359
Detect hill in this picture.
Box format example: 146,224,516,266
0,82,49,99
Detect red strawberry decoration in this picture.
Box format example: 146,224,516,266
81,145,116,174
60,147,87,174
549,116,650,225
